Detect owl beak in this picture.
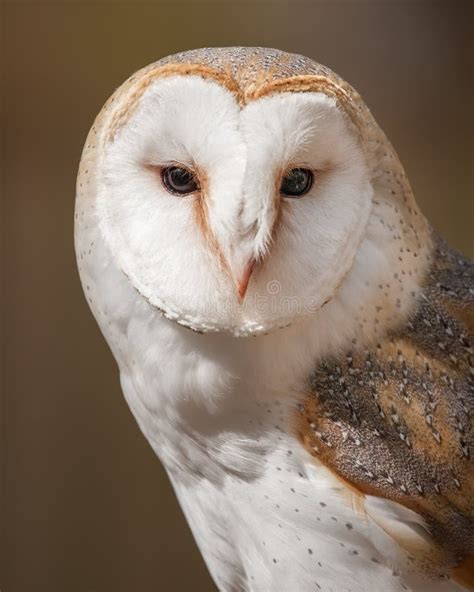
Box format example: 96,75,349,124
237,259,255,301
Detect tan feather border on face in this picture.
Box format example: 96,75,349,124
86,48,430,338
103,63,367,301
105,63,364,144
106,64,241,142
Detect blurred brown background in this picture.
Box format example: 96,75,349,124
2,0,473,591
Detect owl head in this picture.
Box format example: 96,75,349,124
76,48,430,339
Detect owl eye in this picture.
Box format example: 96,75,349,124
280,168,314,198
161,166,198,195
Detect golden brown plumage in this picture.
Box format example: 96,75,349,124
298,235,473,583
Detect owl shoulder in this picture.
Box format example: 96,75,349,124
296,234,473,583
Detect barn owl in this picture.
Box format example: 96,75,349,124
75,47,473,592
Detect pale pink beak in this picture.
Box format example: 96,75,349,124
237,260,255,301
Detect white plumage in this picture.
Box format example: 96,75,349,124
75,48,472,591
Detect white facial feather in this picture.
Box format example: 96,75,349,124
97,75,372,336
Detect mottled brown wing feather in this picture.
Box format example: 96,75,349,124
298,234,473,580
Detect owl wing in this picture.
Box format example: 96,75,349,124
297,235,473,587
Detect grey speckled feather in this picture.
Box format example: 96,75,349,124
300,235,473,567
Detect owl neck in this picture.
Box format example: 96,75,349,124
104,223,432,474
